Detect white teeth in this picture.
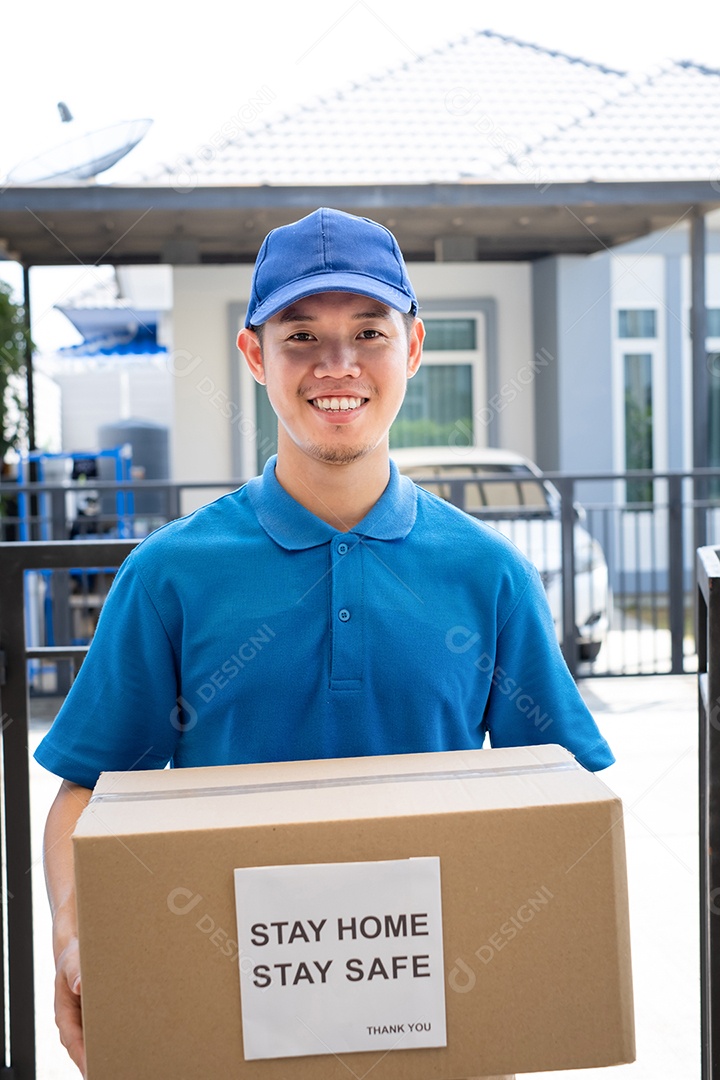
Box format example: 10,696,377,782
312,397,365,411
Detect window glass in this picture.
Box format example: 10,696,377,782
707,309,720,338
422,318,476,351
390,364,473,448
618,309,656,339
624,352,653,504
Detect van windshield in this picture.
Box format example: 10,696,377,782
401,464,552,515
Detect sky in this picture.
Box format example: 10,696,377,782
2,0,719,349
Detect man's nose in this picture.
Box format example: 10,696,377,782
313,346,361,378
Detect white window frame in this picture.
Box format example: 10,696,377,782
612,305,667,506
410,311,486,448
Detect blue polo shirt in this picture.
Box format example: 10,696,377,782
34,456,614,788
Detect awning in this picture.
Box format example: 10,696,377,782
1,180,719,266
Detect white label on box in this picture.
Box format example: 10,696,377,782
234,857,446,1060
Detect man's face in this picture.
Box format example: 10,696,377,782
239,291,423,467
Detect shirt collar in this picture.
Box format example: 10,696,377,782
246,455,417,550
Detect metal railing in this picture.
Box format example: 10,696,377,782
0,487,715,1075
390,466,720,677
697,545,720,1080
5,467,713,679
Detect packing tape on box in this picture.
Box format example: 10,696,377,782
89,759,581,804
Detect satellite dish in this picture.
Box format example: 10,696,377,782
5,106,153,184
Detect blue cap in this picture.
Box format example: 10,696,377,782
244,207,417,328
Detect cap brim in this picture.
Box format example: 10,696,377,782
246,271,415,327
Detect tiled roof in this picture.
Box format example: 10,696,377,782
142,30,631,186
518,60,720,181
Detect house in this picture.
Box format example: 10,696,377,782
38,267,173,454
3,29,719,496
139,31,720,492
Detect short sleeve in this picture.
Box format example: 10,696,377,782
482,566,614,771
33,553,183,787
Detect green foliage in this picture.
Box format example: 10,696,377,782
0,281,32,463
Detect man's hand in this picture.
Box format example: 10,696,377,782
54,934,85,1076
44,780,93,1077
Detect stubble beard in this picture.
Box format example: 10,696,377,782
303,439,379,466
300,382,381,465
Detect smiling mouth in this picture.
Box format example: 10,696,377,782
310,396,369,412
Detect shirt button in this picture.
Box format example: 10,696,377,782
338,608,351,622
337,542,349,555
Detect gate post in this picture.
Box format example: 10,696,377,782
697,544,720,1079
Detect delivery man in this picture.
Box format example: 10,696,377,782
36,207,614,1078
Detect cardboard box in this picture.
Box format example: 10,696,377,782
73,745,634,1078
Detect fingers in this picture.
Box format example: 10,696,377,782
54,942,87,1077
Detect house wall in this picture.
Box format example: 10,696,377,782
171,261,534,483
557,254,614,476
32,369,62,454
533,252,614,504
45,356,173,454
171,266,253,485
539,219,720,492
605,219,720,475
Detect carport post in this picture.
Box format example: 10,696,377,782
555,475,577,678
668,473,686,673
691,208,708,552
21,264,35,452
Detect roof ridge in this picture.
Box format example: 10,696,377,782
675,58,720,77
514,64,655,167
500,55,720,182
468,27,627,76
244,26,629,131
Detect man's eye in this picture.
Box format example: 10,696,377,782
358,329,381,339
289,332,314,341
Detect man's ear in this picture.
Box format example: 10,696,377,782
406,317,425,379
237,327,266,385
